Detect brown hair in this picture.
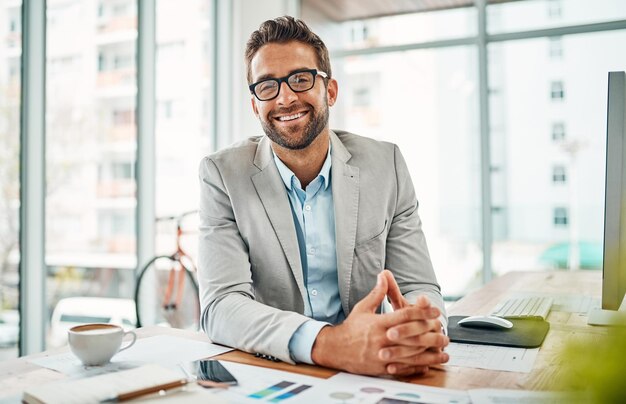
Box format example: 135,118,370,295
245,16,331,83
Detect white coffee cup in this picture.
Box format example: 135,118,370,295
68,323,136,366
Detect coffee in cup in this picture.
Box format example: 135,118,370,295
68,323,136,366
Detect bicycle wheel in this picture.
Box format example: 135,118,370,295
134,255,200,329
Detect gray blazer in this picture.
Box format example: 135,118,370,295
198,130,445,363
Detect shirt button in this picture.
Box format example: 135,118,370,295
311,289,318,296
304,205,311,211
309,248,315,254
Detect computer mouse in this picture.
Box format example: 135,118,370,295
457,315,513,329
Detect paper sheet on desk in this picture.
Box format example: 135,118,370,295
298,372,470,404
28,335,232,378
469,388,581,404
22,364,228,404
445,342,539,373
207,361,326,403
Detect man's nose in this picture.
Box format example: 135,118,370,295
275,81,298,105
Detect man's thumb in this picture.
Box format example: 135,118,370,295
354,273,387,313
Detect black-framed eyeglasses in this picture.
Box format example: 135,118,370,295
249,69,329,101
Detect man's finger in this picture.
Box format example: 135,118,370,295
387,330,449,349
387,351,449,369
387,364,429,376
353,273,388,313
378,345,428,361
382,270,407,310
386,319,442,341
380,304,440,329
415,295,432,308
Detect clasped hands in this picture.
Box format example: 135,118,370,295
311,270,449,376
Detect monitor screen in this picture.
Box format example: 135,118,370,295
602,71,626,311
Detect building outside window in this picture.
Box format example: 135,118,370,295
304,0,625,296
9,0,626,355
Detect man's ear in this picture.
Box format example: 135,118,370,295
327,78,338,107
251,96,259,117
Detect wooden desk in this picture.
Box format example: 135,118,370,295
0,270,605,399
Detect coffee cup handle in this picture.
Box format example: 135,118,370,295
119,330,137,353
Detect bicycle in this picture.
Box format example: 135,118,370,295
134,210,200,329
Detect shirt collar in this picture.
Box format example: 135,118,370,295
273,143,332,191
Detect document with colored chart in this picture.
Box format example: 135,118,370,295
211,361,325,403
297,372,470,404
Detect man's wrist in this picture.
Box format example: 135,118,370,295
288,320,329,364
311,324,339,368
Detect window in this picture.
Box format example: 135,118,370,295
549,37,563,59
46,0,137,348
331,46,481,297
554,207,568,227
489,31,621,274
156,41,184,61
157,100,174,120
304,5,477,52
114,54,132,69
113,109,133,125
547,0,563,19
112,162,133,180
552,122,566,141
9,15,17,32
0,1,21,359
487,0,626,34
551,81,565,100
154,0,213,259
552,165,567,183
98,53,106,72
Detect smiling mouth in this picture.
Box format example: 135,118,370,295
274,111,308,122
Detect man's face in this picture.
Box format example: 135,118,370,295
249,41,337,150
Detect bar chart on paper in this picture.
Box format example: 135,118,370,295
214,362,320,403
248,381,312,402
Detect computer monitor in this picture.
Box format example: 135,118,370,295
588,71,626,326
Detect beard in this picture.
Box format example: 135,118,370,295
260,100,329,150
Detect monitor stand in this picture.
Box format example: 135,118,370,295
587,295,626,326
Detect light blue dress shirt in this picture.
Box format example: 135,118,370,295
272,145,345,364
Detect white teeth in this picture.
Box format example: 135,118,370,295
277,112,304,121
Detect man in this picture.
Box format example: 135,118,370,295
198,16,449,376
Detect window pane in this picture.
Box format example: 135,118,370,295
489,30,626,272
0,0,21,359
155,0,212,259
488,0,626,34
303,5,476,52
46,0,137,348
333,47,481,297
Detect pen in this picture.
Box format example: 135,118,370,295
100,379,188,402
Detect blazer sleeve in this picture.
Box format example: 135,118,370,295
198,157,310,363
385,145,448,327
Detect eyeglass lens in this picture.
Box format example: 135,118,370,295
255,71,315,100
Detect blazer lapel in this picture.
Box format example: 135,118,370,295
251,136,307,305
330,131,360,316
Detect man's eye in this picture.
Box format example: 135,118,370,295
258,81,277,93
291,73,311,84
